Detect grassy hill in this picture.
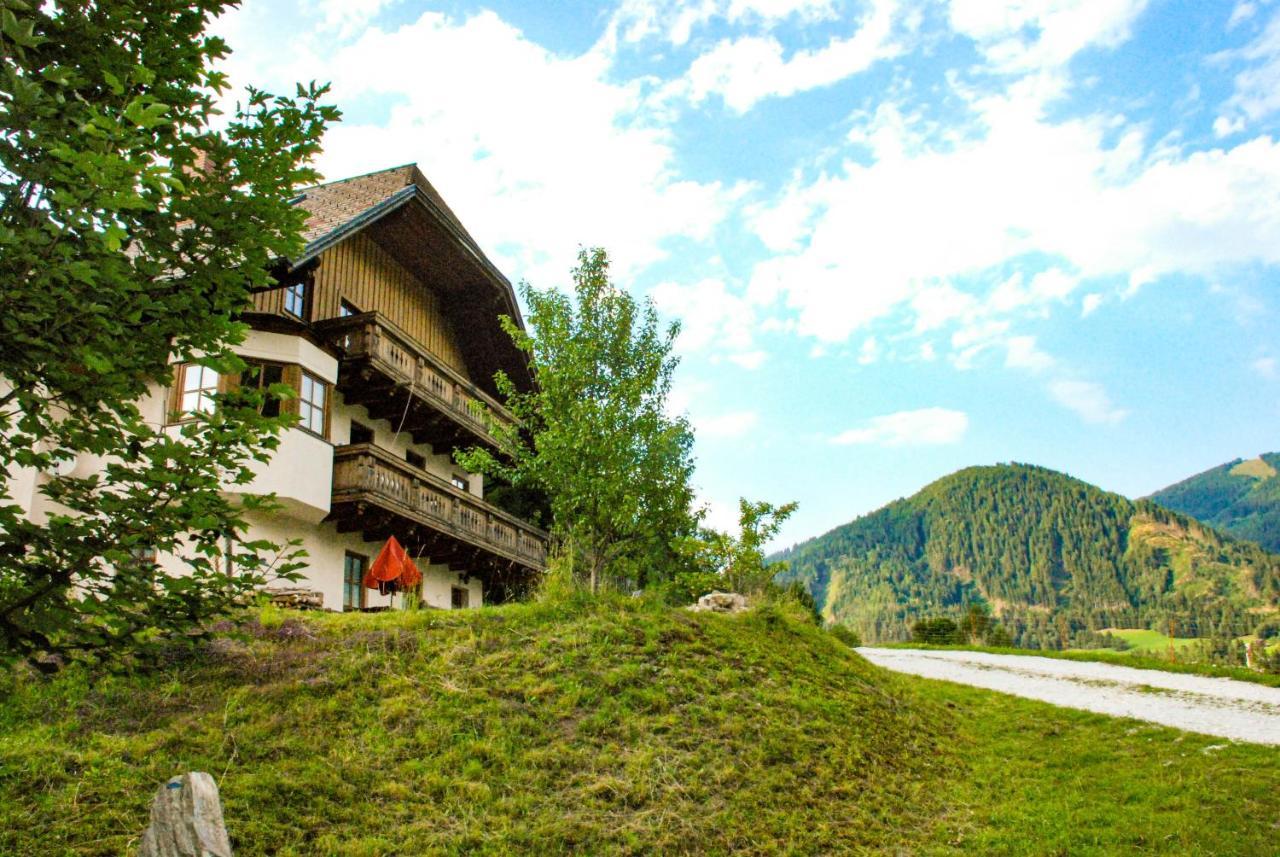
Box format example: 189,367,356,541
772,463,1280,648
1150,452,1280,552
2,596,1279,855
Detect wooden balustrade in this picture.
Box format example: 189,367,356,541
331,443,547,569
316,312,518,445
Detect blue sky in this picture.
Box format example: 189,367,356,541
215,0,1280,548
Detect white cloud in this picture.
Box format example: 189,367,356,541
651,277,766,367
1253,356,1278,378
218,8,741,288
1047,379,1128,424
696,409,761,438
728,0,838,24
948,0,1151,72
1229,2,1260,30
1217,9,1280,130
1081,292,1104,317
604,0,836,48
727,350,768,369
832,407,969,446
1004,335,1056,373
857,336,881,364
683,0,902,112
745,88,1280,346
307,0,397,36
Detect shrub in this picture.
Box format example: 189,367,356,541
829,624,862,649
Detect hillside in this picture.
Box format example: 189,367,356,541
773,464,1280,648
4,598,1279,855
1150,452,1280,552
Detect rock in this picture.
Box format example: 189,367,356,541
688,591,749,614
262,587,325,610
138,772,233,857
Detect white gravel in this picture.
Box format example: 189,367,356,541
857,647,1280,746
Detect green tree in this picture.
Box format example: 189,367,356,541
0,0,337,666
722,498,798,595
457,248,698,592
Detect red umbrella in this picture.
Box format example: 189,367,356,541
364,536,422,595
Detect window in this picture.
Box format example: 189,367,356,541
405,450,426,470
298,371,327,436
343,553,366,610
450,474,469,493
451,586,470,610
339,299,360,318
179,364,220,415
284,281,307,319
349,421,374,445
241,361,286,418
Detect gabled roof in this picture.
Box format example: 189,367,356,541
295,163,490,268
290,163,532,391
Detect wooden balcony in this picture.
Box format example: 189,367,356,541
315,312,518,452
329,443,547,578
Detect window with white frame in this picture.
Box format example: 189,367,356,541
284,281,307,319
298,371,327,436
180,364,220,415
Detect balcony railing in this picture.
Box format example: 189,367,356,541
331,443,547,570
315,312,518,448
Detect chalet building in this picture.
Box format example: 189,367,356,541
10,163,549,611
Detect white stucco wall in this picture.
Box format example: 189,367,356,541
238,329,338,383
229,427,334,523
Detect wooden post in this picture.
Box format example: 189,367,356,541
137,772,233,857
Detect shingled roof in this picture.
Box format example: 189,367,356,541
293,163,497,276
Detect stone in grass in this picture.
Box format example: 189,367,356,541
138,772,233,857
689,591,749,614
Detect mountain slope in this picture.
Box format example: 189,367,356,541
773,463,1280,648
1149,453,1280,552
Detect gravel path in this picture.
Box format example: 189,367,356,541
858,647,1280,745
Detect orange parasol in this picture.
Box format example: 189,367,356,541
364,536,423,594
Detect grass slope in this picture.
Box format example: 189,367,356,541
2,599,1278,855
0,598,947,855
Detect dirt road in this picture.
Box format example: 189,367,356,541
858,647,1280,745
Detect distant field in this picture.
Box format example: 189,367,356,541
1229,456,1277,479
1099,628,1203,654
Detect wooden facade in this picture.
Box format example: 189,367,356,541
251,232,470,380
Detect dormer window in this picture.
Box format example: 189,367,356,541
284,281,307,319
451,474,469,492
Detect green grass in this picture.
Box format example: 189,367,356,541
1101,628,1203,654
1,597,1277,855
913,679,1280,856
877,641,1280,688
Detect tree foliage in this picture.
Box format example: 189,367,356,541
1150,452,1280,552
0,0,337,665
457,248,699,591
775,464,1280,648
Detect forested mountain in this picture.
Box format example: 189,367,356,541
1149,453,1280,552
772,464,1280,648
